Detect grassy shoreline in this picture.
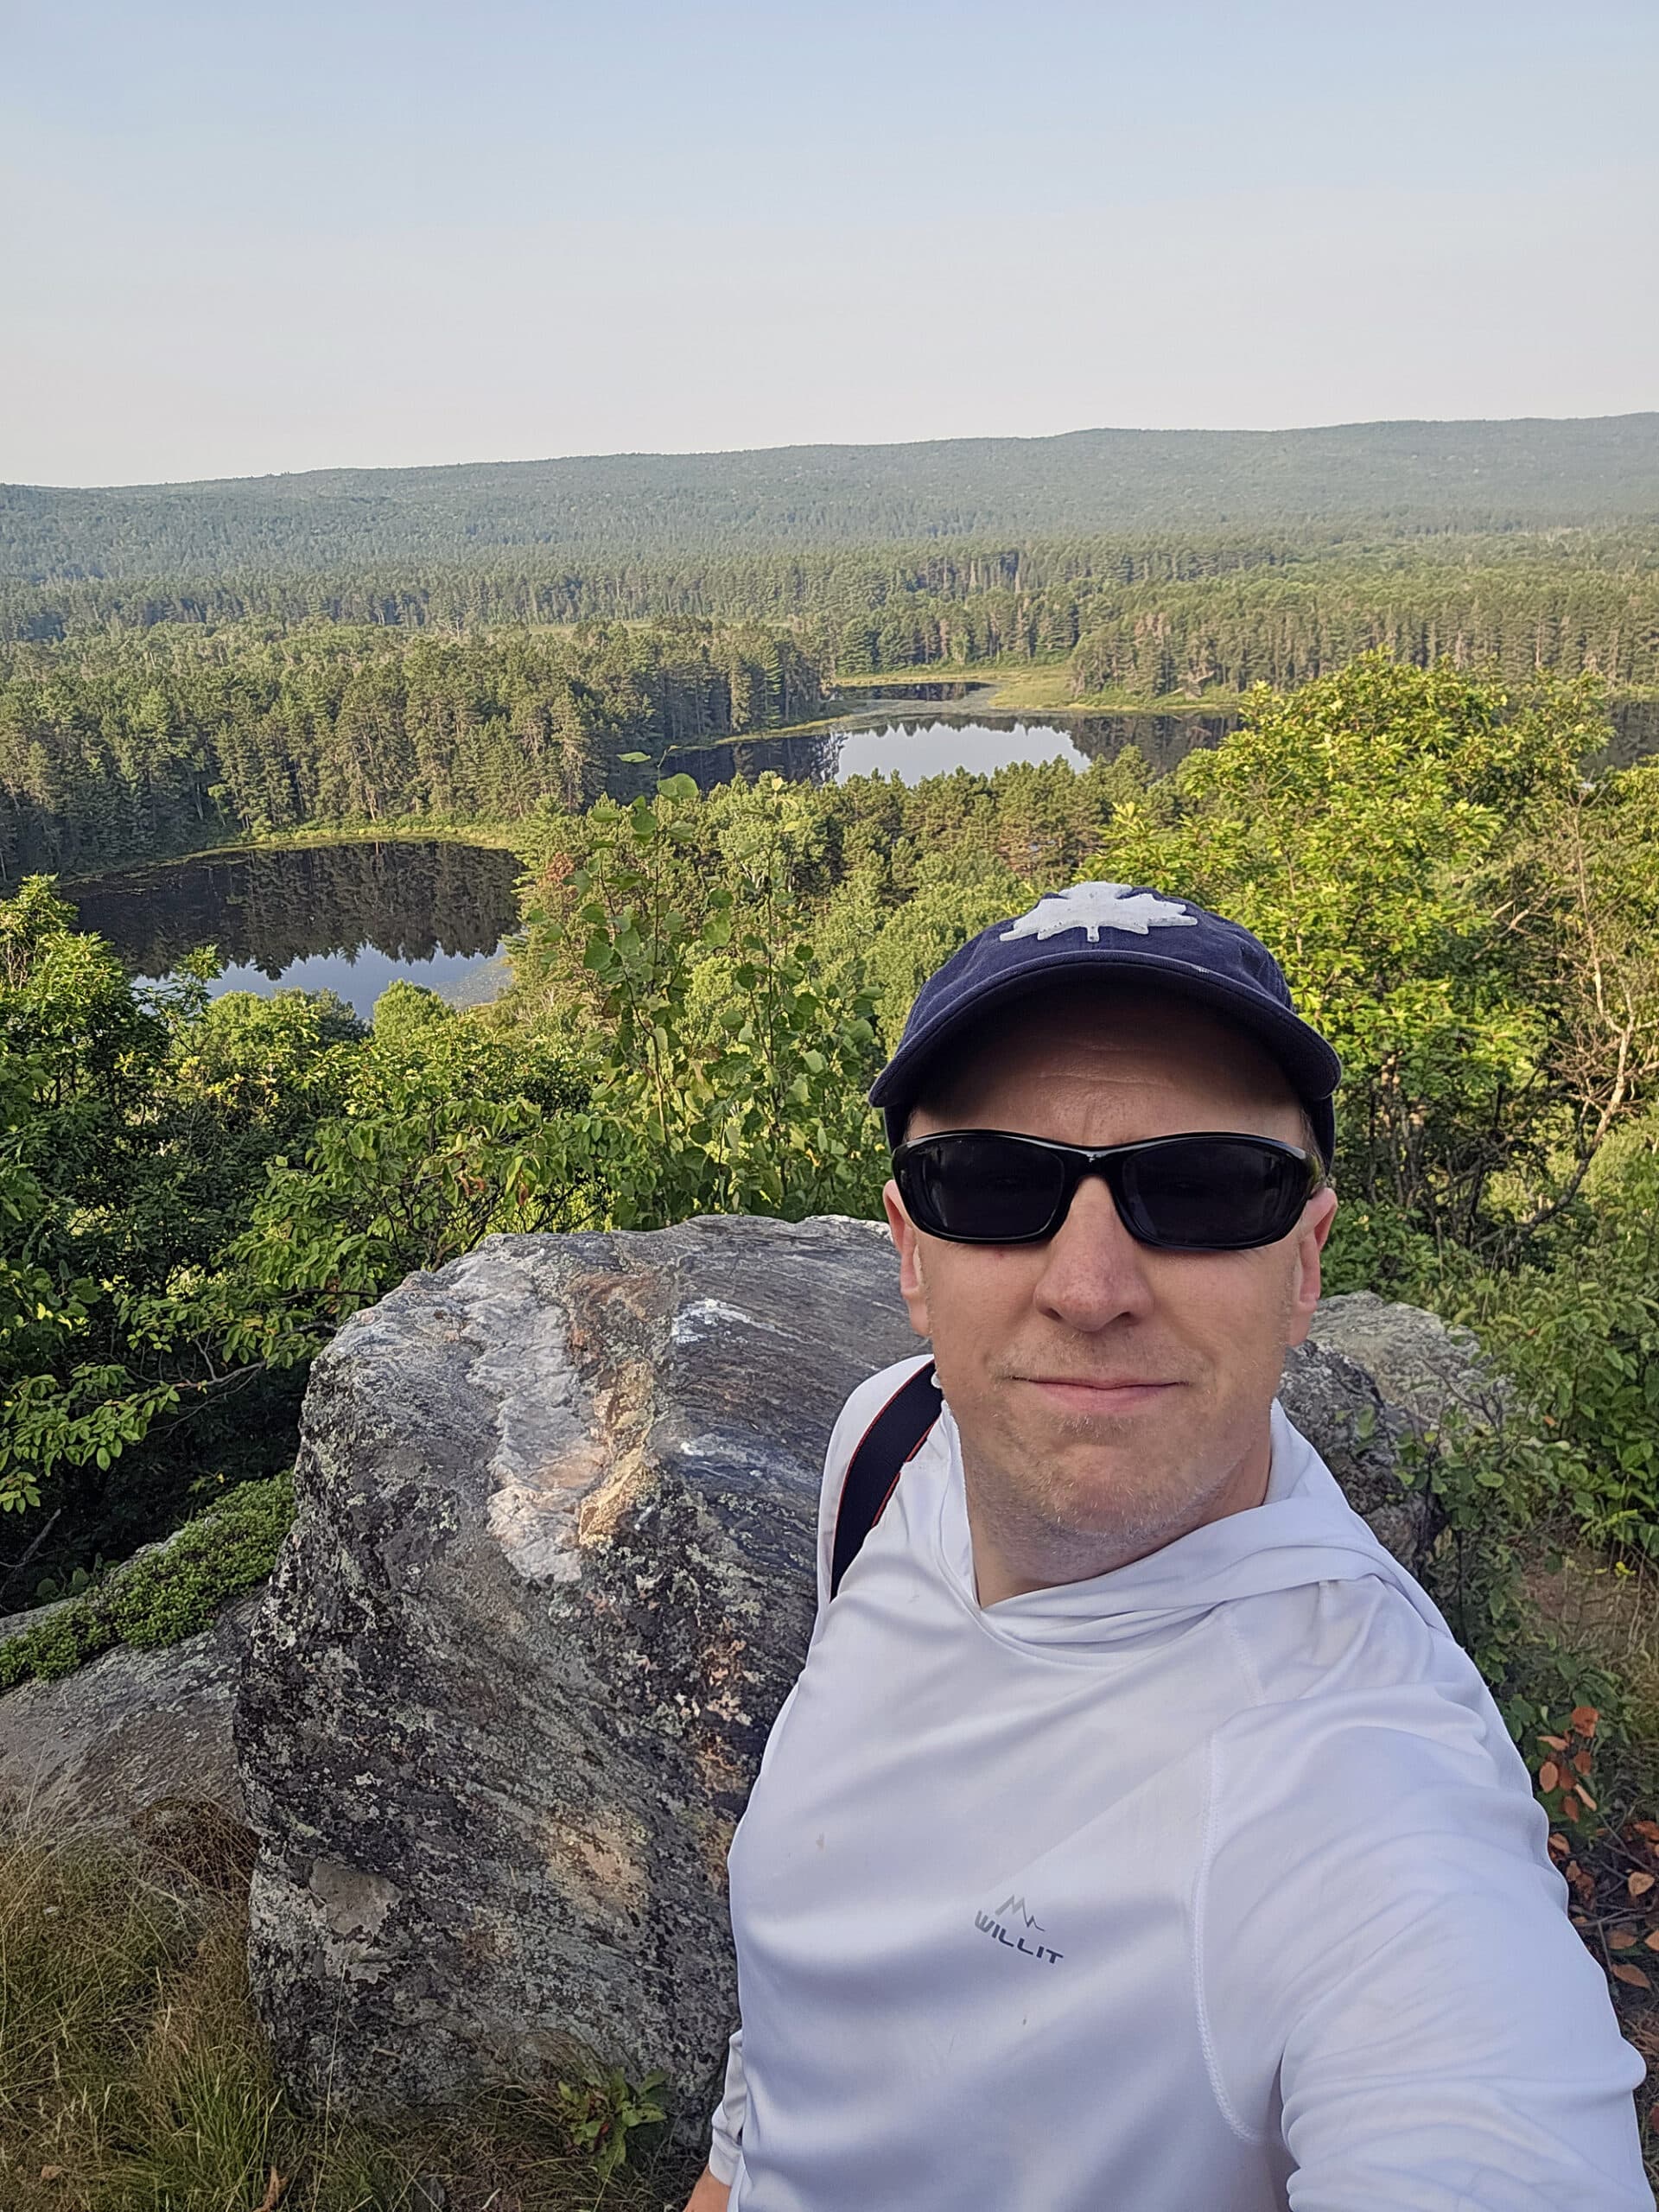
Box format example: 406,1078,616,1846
830,664,1659,720
827,663,1248,716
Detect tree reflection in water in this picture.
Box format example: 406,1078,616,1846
67,840,524,1016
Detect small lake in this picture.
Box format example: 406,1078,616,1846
67,698,1226,1013
67,840,524,1022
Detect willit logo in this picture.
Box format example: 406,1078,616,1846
975,1894,1064,1965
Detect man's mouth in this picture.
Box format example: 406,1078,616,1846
1019,1376,1179,1415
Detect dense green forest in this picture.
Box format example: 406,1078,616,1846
7,523,1656,645
6,416,1659,589
0,622,825,877
4,528,1659,882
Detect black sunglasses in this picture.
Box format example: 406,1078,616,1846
891,1129,1324,1252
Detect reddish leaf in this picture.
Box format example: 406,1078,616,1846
1539,1761,1560,1793
1630,1872,1655,1898
1572,1706,1600,1738
1573,1750,1594,1778
1609,1928,1640,1949
1561,1790,1583,1821
1612,1962,1651,1988
1548,1833,1571,1859
1578,1785,1599,1813
1631,1820,1659,1844
1540,1734,1569,1752
1643,1930,1659,1953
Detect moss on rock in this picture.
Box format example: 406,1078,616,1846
0,1473,293,1695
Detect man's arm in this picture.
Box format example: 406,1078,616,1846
1203,1722,1651,2209
695,2023,747,2201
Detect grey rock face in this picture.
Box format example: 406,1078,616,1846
0,1589,262,1836
235,1216,919,2120
235,1215,1464,2125
1280,1337,1439,1574
1308,1290,1510,1433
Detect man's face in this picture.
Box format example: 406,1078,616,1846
882,982,1338,1592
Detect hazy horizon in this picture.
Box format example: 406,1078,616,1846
6,0,1656,488
11,407,1659,499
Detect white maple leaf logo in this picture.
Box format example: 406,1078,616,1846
999,882,1197,944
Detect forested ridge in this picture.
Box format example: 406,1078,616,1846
7,414,1659,589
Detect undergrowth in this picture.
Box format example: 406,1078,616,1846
0,1474,295,1694
0,1811,700,2212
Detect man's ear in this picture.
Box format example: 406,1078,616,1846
1285,1185,1338,1349
883,1178,933,1339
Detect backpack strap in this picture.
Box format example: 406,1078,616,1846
830,1359,943,1600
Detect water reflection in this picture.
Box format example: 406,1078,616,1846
833,719,1089,780
660,704,1238,791
68,840,524,1020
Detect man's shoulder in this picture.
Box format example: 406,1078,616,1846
807,1352,938,1613
1216,1573,1535,1835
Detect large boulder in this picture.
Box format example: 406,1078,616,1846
235,1215,1455,2124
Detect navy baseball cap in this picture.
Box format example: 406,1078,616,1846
868,881,1341,1166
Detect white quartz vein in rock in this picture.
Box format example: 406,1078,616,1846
447,1249,610,1584
671,1297,783,1345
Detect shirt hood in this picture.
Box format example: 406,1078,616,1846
934,1395,1451,1654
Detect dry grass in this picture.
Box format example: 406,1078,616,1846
0,1808,699,2212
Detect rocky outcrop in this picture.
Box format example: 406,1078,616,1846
1308,1289,1510,1433
0,1589,261,1837
236,1217,920,2120
234,1216,1457,2123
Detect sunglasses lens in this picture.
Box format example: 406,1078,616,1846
1115,1136,1308,1249
898,1133,1069,1242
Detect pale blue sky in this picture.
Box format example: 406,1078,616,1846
3,0,1656,486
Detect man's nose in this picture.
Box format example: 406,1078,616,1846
1031,1171,1157,1330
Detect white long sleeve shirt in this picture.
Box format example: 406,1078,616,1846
709,1354,1650,2210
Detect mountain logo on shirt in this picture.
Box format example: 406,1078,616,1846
975,1896,1064,1965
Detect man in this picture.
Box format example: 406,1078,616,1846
684,880,1649,2211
